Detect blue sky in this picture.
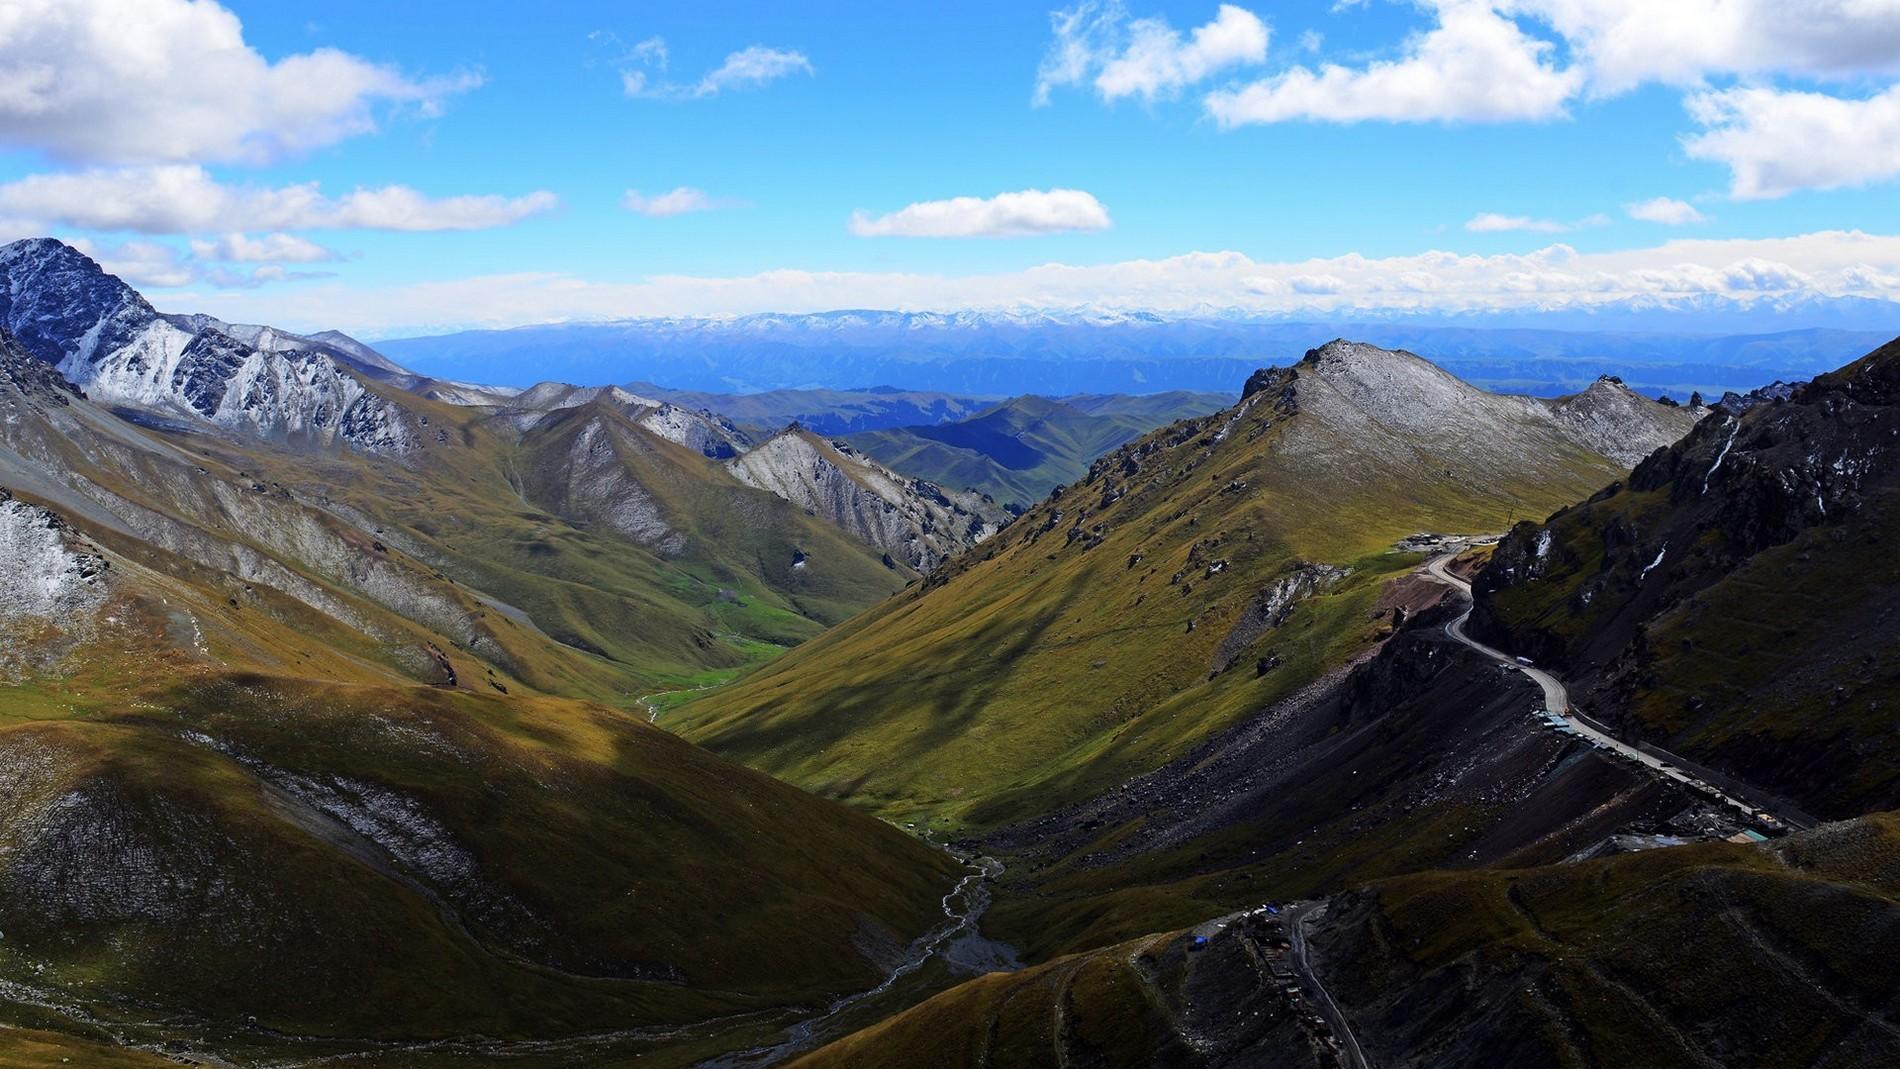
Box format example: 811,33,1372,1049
2,0,1898,335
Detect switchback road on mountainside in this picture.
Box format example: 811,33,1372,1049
1423,551,1810,831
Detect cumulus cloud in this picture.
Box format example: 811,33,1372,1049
617,37,813,100
623,187,730,217
1502,0,1900,94
0,166,558,234
1037,2,1268,104
1684,85,1900,200
1206,0,1580,125
68,239,199,289
0,0,479,166
1058,0,1900,193
848,189,1112,238
1625,197,1707,225
173,229,1900,335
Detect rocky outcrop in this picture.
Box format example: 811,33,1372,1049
0,489,109,622
1210,562,1348,674
727,428,1004,572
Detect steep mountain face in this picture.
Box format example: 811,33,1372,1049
0,239,418,453
845,393,1227,509
1472,335,1900,820
672,341,1697,839
728,427,1007,572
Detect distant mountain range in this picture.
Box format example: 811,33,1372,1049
844,392,1230,509
374,308,1895,400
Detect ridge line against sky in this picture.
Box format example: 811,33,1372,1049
0,0,1897,336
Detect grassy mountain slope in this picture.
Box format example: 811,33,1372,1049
798,813,1900,1068
672,342,1695,833
971,600,1734,964
791,914,1328,1069
1310,814,1900,1067
844,394,1220,508
1472,336,1900,820
0,334,966,1062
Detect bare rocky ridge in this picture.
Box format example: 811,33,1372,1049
500,382,752,458
1251,341,1699,480
728,427,1006,572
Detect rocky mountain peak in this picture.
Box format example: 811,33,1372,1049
0,237,155,374
0,237,419,454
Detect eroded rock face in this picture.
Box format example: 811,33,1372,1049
0,491,108,621
728,428,1004,572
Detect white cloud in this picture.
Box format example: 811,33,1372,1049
69,238,198,288
1061,0,1900,175
1625,197,1707,225
1036,2,1268,105
623,187,728,217
1206,0,1580,125
1684,84,1900,200
189,232,340,263
0,166,558,233
695,46,814,96
1502,0,1900,94
619,38,813,100
848,189,1112,238
0,0,479,166
1466,212,1569,233
173,230,1900,335
67,236,334,290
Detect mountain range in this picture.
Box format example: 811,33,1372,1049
843,392,1230,509
5,233,1900,1067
